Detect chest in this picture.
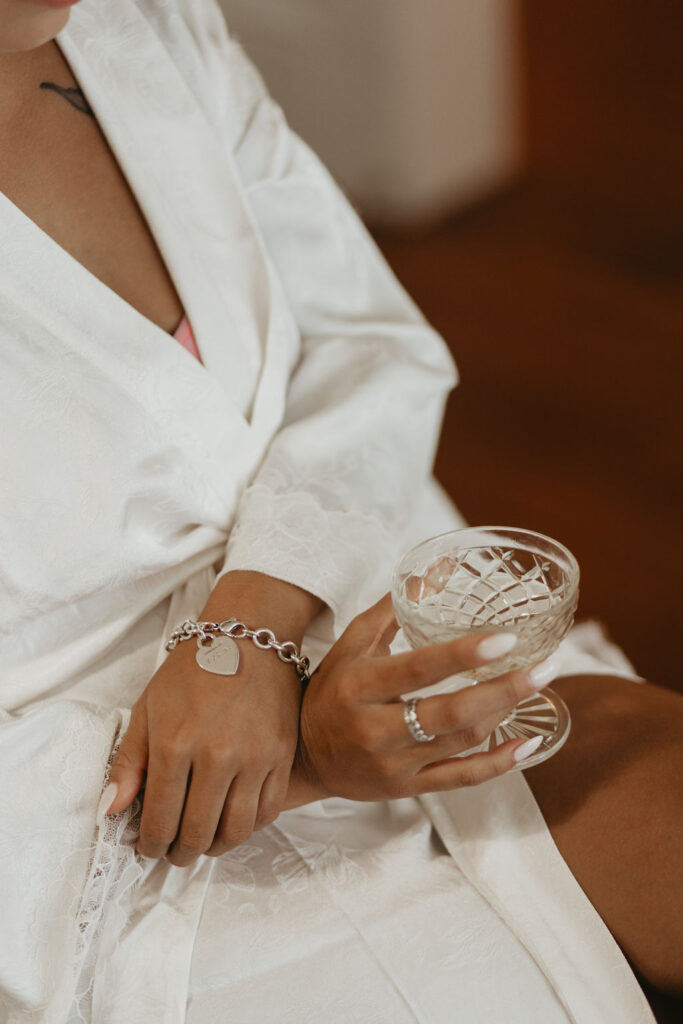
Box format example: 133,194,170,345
1,13,302,429
0,41,183,335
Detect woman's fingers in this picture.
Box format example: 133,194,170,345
411,735,544,794
332,595,524,708
141,758,278,863
136,749,192,859
206,773,265,858
361,631,519,702
104,703,149,819
166,762,233,867
385,659,558,749
397,706,519,766
253,766,289,831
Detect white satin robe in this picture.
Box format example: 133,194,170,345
0,2,653,1021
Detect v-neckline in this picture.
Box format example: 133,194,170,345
3,0,278,419
57,2,264,415
0,177,197,350
0,33,206,364
40,41,204,360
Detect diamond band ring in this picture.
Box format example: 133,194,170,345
403,698,435,743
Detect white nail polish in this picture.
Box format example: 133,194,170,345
528,658,559,690
96,782,119,826
476,633,517,661
513,735,544,763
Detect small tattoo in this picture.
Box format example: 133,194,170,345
39,82,94,117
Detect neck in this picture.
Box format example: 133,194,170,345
0,41,57,124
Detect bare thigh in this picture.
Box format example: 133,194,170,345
523,675,683,995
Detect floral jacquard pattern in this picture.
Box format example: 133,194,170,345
0,3,653,1022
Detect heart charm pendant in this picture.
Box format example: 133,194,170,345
196,636,240,676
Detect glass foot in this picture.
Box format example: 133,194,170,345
487,688,571,769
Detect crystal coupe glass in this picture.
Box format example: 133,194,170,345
392,527,580,769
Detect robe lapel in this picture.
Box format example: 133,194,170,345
58,0,275,419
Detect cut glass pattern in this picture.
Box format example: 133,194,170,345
392,528,579,768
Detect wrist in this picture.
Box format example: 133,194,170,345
284,746,331,810
202,571,322,644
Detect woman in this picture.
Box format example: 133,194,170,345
0,1,680,1021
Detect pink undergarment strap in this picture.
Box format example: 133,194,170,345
173,315,202,363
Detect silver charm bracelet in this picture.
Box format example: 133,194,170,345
165,618,311,683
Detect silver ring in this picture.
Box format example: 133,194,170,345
403,698,435,743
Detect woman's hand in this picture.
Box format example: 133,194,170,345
293,594,557,805
103,572,321,865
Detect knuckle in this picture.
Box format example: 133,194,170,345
202,744,229,771
443,701,464,732
241,751,268,774
337,675,360,709
256,795,283,827
358,656,378,685
506,676,527,706
344,617,369,647
157,738,191,766
111,747,138,772
178,828,210,854
141,822,176,847
456,765,479,789
352,717,379,750
254,809,279,830
222,826,253,846
402,659,424,689
460,723,486,750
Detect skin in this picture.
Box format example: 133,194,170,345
289,597,683,997
111,571,321,863
527,675,683,995
2,0,681,1005
0,0,72,54
292,596,555,805
0,3,323,862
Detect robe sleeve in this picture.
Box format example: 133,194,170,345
181,1,458,622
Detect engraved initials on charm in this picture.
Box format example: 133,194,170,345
196,635,240,675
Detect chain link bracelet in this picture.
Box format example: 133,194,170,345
166,618,311,683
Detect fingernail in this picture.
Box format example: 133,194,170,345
476,633,517,661
528,657,559,690
96,782,119,826
513,735,544,763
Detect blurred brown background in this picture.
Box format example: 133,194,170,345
225,0,682,692
377,1,683,694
